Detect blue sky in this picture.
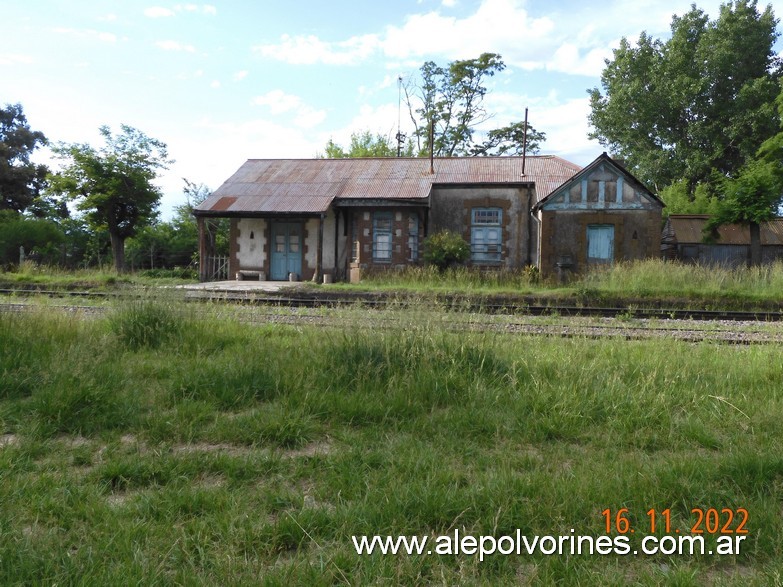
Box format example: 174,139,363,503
3,0,781,218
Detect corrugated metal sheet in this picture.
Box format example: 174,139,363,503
194,156,582,215
668,215,783,246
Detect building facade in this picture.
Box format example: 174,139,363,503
194,153,662,282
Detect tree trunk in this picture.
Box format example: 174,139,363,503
110,232,126,273
749,221,762,267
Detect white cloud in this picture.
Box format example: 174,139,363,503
254,33,379,66
52,28,117,43
548,42,611,77
97,14,118,22
252,90,326,128
144,6,175,18
155,40,197,52
386,0,555,61
0,53,34,65
251,0,722,79
233,70,249,82
327,103,402,148
210,80,221,89
170,4,217,15
527,96,601,164
254,0,556,67
176,69,204,80
190,117,323,165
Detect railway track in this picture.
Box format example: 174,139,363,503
3,297,783,345
1,285,782,322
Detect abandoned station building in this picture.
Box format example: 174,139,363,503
194,152,664,282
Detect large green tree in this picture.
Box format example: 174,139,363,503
0,103,48,213
49,125,172,272
706,88,783,264
588,1,781,194
404,53,546,157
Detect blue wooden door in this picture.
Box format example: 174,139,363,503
471,226,502,262
587,224,614,264
270,222,302,280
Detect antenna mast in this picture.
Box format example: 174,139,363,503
396,75,406,157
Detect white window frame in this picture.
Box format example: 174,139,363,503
471,207,502,263
373,212,393,262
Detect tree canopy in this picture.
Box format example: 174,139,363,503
588,0,781,194
0,103,48,213
49,125,172,272
321,131,412,159
404,53,546,157
325,54,546,159
704,87,783,263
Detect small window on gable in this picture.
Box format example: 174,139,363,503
605,180,617,203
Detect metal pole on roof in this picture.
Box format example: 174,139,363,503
396,75,406,158
521,107,529,176
429,117,434,175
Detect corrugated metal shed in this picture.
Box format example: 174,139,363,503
667,215,783,246
194,156,582,216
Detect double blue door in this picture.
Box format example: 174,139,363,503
270,222,302,280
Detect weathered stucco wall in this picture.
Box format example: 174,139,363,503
538,209,662,277
236,218,267,273
429,185,535,268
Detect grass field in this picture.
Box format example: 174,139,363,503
1,299,783,584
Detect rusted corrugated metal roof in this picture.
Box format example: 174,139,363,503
668,215,783,245
194,156,583,215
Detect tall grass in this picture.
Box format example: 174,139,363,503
0,262,197,288
1,300,783,584
581,258,783,300
355,264,542,292
108,298,185,350
353,259,783,305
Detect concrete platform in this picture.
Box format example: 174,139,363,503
178,280,305,294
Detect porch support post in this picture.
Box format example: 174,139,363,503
197,216,210,282
334,209,340,281
316,213,325,282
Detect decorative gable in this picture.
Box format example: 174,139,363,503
535,154,662,212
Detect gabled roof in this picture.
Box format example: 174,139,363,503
666,215,783,245
532,152,663,211
194,156,582,216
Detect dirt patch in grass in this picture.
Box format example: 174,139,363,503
0,434,18,447
172,442,254,457
281,439,333,458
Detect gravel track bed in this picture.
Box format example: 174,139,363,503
4,301,783,344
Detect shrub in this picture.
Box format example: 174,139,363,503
422,230,470,270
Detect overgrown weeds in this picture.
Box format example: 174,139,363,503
108,298,185,350
1,300,783,583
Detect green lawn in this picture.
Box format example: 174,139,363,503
1,300,782,584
